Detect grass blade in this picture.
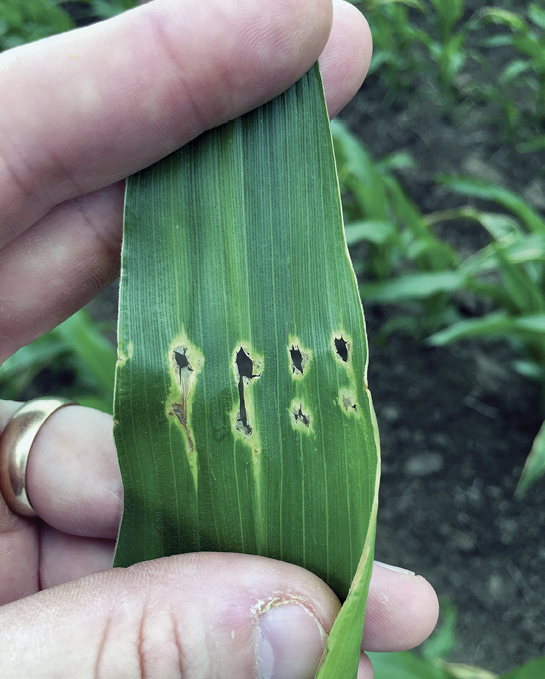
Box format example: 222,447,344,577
516,420,545,497
438,176,545,234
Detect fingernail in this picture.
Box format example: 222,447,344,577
375,560,416,576
256,602,326,679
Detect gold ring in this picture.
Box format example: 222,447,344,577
0,397,76,517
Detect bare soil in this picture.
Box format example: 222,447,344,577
340,60,545,672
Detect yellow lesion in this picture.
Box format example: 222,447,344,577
166,331,204,489
116,341,134,370
330,329,353,366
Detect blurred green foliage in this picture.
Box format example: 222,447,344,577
0,0,73,50
334,118,545,494
356,0,545,144
0,0,137,52
372,599,545,677
0,310,116,413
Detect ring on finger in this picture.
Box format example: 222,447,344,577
0,397,77,518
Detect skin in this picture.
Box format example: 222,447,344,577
0,1,439,676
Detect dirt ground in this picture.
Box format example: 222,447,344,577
339,51,545,672
366,310,545,673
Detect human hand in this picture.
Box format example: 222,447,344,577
0,401,438,678
0,1,439,676
0,0,370,364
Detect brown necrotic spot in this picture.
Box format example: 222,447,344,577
169,346,196,450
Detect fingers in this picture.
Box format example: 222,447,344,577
358,654,374,679
0,552,438,678
0,553,338,679
39,526,115,590
2,398,438,657
0,1,372,358
0,402,119,603
0,184,124,362
363,561,439,652
0,0,334,247
2,400,438,658
26,405,122,540
320,0,372,118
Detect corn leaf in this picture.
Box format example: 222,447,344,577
114,63,380,678
516,419,545,497
427,311,545,345
438,176,545,234
368,650,451,679
360,271,465,303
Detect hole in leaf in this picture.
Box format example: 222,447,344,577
174,347,193,380
290,345,304,374
170,346,197,450
235,347,259,436
294,404,310,427
334,337,349,362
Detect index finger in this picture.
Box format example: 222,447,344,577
0,0,333,248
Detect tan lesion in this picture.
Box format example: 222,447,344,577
339,388,360,418
169,346,197,450
166,334,204,462
116,341,134,370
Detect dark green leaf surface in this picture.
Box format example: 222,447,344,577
114,64,379,677
500,656,545,679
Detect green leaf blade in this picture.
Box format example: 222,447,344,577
115,64,380,677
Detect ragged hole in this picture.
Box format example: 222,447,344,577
236,347,256,382
235,347,259,436
293,404,310,427
174,347,193,380
290,346,304,374
334,337,349,362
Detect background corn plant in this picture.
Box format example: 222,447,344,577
333,118,545,494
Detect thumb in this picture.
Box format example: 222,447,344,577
0,552,339,679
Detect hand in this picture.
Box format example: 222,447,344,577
0,401,438,678
0,0,370,364
0,1,439,676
